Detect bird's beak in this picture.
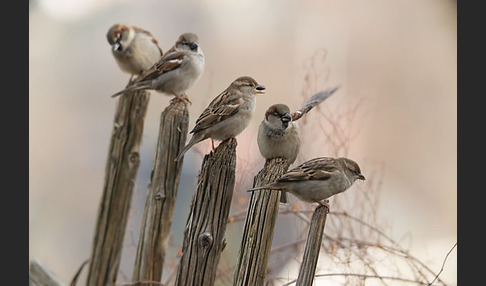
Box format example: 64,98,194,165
357,174,366,180
282,113,291,123
255,84,266,94
190,42,199,51
112,42,121,52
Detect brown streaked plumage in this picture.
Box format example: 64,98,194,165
249,157,365,210
111,32,204,101
175,76,265,161
107,24,163,79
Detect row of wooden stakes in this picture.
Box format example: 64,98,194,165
29,89,328,286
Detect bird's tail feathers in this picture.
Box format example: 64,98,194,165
111,81,151,98
174,137,199,162
247,185,282,192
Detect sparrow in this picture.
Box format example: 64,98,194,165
248,157,365,211
258,104,300,165
257,87,339,203
106,24,163,81
111,32,205,101
175,76,266,161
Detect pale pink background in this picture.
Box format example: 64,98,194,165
30,0,456,284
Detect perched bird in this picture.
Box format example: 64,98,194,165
106,24,163,81
257,104,300,204
111,32,205,101
257,86,339,203
248,157,365,211
258,104,300,165
175,76,266,161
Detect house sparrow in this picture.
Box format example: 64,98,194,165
248,157,365,211
257,87,339,203
258,104,300,165
175,76,266,161
106,24,163,81
111,32,205,101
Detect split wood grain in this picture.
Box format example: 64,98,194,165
296,205,328,286
233,157,291,286
86,89,150,286
174,138,237,286
132,100,189,285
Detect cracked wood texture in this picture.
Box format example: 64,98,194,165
175,138,237,286
296,205,328,286
233,157,291,286
132,100,189,285
87,89,150,286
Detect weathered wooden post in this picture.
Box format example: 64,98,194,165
233,157,291,286
29,259,65,286
174,138,237,286
87,90,150,286
132,100,189,285
296,205,328,286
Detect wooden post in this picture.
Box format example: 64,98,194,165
296,205,328,286
132,100,189,285
87,90,150,286
174,138,237,286
233,157,291,286
29,259,65,286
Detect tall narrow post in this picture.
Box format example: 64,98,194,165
87,90,150,286
296,205,328,286
132,100,189,285
233,157,291,286
174,138,237,286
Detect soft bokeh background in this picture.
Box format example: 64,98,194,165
29,0,457,285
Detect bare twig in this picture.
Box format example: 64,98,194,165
428,242,457,285
116,280,165,286
70,259,89,286
281,273,435,286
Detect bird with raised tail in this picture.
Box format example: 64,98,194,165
111,32,204,102
258,103,300,165
257,86,339,203
248,157,365,211
175,76,266,161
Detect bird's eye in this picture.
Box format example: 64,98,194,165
249,82,255,87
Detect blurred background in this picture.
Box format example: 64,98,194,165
29,0,456,285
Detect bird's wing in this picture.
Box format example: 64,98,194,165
291,86,340,121
277,157,339,182
135,51,185,82
132,26,163,54
190,90,242,133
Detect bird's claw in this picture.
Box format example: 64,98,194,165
317,199,330,213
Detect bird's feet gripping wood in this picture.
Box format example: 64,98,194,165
317,199,330,213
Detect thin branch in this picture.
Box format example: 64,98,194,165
116,280,165,286
280,272,434,286
69,258,89,286
428,242,457,286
